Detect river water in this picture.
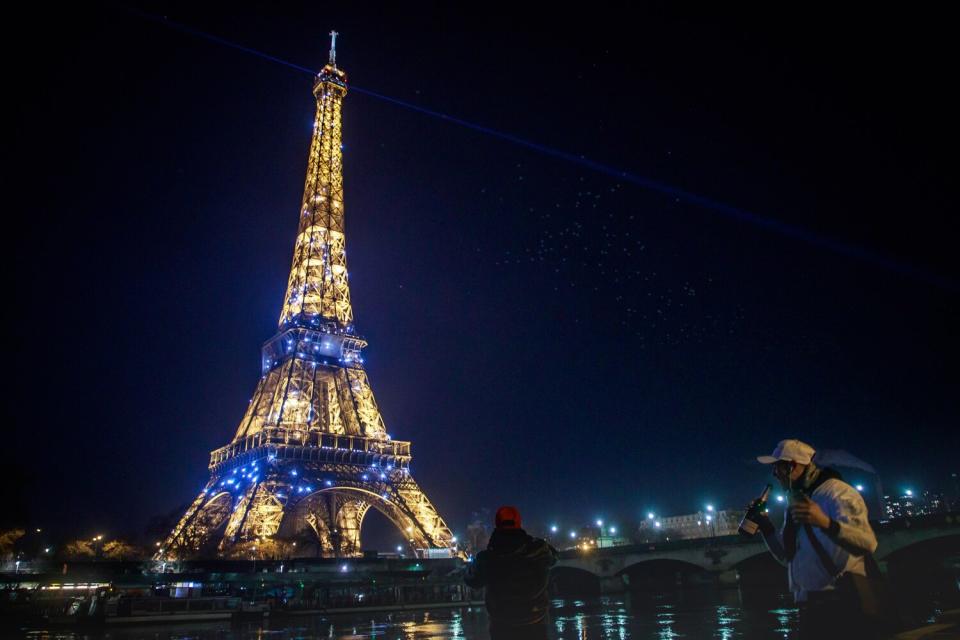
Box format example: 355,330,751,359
16,587,947,639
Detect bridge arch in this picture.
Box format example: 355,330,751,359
729,548,774,570
730,549,788,588
877,530,960,561
550,566,602,597
619,558,711,589
880,532,960,580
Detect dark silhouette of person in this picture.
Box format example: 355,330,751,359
465,505,558,640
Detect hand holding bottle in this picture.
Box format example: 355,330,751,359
738,484,773,537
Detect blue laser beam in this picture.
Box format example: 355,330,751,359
122,8,957,292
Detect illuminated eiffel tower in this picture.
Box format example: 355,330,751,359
159,33,454,559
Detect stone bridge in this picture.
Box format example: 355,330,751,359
554,514,960,592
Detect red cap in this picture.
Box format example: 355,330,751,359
495,506,522,529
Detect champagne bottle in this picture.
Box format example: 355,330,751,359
738,484,773,537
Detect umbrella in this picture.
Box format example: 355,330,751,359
813,449,877,474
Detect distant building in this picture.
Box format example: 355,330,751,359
948,473,960,512
596,535,631,548
637,509,739,541
883,491,946,519
558,524,632,550
464,509,491,557
568,526,599,550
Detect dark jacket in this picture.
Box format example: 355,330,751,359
464,528,558,630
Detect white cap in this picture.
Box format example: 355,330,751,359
757,439,815,465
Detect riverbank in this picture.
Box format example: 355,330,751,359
276,598,485,616
895,609,960,640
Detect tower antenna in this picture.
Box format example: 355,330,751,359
328,30,338,67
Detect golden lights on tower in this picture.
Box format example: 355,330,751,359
158,34,455,561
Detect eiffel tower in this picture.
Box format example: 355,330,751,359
159,33,454,559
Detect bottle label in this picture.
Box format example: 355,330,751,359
739,519,759,536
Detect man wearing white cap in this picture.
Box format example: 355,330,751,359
754,439,880,639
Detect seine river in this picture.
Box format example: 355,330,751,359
17,588,948,640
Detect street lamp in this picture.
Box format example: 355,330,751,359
550,525,558,534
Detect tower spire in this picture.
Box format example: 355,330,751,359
328,30,338,67
279,37,351,329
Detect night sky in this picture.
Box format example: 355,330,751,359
10,5,958,544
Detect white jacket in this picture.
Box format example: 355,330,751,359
762,477,879,602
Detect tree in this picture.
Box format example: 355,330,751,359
63,540,96,559
102,540,141,561
0,529,25,562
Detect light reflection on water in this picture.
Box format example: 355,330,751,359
548,591,797,639
16,592,803,639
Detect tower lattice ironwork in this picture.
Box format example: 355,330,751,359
158,34,455,560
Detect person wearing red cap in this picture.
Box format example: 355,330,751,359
753,439,883,639
464,505,558,640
